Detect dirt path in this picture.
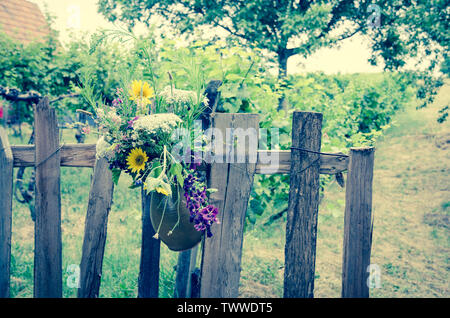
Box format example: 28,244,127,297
367,84,450,297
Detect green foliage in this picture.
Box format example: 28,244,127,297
97,0,358,73
192,44,415,226
103,37,417,228
1,18,420,228
68,34,134,112
97,0,448,120
0,28,133,124
133,38,416,228
0,32,66,123
245,71,416,227
0,34,58,94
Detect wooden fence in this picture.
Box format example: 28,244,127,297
0,97,375,298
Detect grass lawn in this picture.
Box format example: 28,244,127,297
7,84,449,298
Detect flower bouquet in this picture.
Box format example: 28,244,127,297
91,77,219,251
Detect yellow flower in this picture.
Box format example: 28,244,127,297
129,80,154,106
155,187,169,196
126,147,148,174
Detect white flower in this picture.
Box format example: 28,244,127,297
133,113,182,135
159,86,209,106
106,109,121,124
96,108,105,118
96,136,114,160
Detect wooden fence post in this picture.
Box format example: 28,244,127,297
138,188,161,298
188,245,199,297
342,147,375,298
0,127,13,298
284,111,322,298
200,113,259,298
78,157,114,298
174,245,198,298
34,97,62,298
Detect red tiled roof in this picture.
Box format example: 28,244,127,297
0,0,51,44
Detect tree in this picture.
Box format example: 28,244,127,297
98,0,448,115
98,1,358,77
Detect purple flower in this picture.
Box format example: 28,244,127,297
127,116,140,129
200,205,219,222
183,173,219,237
112,98,123,107
191,205,219,237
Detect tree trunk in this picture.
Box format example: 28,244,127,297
277,49,289,111
278,51,288,79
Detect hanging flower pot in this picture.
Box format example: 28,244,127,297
149,187,203,252
92,75,220,252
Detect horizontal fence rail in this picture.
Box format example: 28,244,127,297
11,144,96,168
10,145,349,174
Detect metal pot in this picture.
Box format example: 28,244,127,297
149,186,203,251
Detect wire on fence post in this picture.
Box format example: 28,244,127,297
290,147,348,175
290,146,349,158
34,143,65,168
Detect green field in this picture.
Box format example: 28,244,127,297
7,83,449,298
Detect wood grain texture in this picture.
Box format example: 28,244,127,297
284,111,322,298
342,147,375,298
11,144,96,167
256,150,348,174
78,157,114,298
33,97,62,298
200,113,259,298
10,146,348,175
138,189,161,298
0,127,13,298
174,250,192,298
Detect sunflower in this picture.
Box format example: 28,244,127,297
129,80,154,106
126,147,148,174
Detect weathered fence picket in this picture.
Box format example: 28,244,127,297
342,147,375,298
174,245,199,298
0,98,376,299
284,111,323,298
33,97,62,298
0,127,13,298
200,113,260,298
78,157,114,298
138,189,161,298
